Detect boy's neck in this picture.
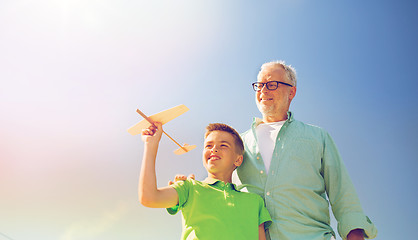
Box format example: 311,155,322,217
207,172,232,183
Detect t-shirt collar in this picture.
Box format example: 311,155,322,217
253,111,294,127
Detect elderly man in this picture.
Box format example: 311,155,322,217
235,61,377,240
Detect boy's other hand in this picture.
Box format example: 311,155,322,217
141,122,163,144
168,174,195,185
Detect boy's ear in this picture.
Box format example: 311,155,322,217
234,155,244,167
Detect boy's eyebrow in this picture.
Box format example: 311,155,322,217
204,140,232,145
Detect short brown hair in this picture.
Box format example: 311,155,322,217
204,123,244,155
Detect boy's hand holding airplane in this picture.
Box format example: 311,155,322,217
141,122,163,145
129,105,196,155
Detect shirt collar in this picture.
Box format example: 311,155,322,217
202,177,240,192
253,111,294,127
202,177,219,184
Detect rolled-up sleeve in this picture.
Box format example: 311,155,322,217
322,132,377,239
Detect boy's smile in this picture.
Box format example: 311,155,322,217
208,154,220,161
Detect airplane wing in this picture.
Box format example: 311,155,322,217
173,144,197,155
127,104,189,136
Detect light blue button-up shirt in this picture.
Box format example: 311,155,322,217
236,112,377,240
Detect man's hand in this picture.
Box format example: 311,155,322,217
347,229,364,240
168,174,195,185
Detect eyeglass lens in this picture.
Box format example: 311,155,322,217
254,82,278,91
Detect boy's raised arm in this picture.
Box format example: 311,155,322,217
138,123,179,208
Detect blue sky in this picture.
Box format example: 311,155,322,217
1,1,417,239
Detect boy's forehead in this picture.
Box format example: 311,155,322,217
205,130,234,142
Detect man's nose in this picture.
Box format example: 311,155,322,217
260,84,269,92
211,146,219,152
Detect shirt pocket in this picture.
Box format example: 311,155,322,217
278,138,324,188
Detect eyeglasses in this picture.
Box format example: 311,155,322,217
252,81,293,91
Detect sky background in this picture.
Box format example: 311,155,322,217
1,0,417,239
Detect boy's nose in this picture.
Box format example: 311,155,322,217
211,147,218,153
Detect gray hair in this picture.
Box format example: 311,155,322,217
258,60,297,87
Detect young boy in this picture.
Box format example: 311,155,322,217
138,122,271,240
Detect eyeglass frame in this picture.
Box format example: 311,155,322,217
252,80,293,91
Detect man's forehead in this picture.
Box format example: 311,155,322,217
258,67,286,81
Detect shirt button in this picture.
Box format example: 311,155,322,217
260,170,264,174
266,192,270,196
257,156,260,160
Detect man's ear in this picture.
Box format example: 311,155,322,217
234,155,244,167
289,86,297,100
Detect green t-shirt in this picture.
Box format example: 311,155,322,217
167,178,272,240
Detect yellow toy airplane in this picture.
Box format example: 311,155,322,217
128,104,196,155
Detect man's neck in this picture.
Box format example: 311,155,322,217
263,113,288,123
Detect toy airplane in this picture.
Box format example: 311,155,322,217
128,104,196,155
